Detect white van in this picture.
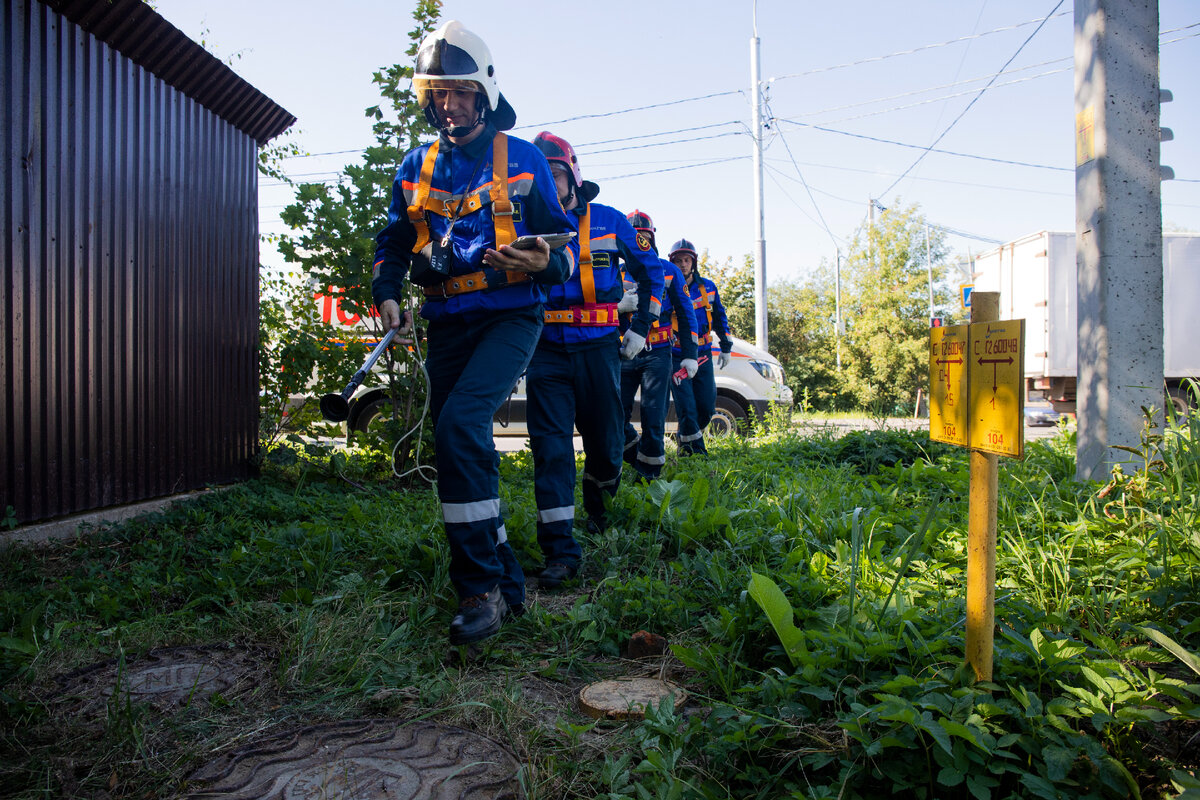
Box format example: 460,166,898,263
313,290,792,438
491,336,793,438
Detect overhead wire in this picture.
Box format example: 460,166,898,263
763,99,841,252
875,0,1067,200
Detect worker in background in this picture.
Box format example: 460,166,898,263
526,133,664,591
668,238,733,455
372,21,577,645
619,211,698,481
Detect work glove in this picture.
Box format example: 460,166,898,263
620,331,647,360
717,351,731,370
616,287,639,314
681,358,699,379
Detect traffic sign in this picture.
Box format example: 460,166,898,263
968,319,1025,458
960,284,974,309
929,325,969,447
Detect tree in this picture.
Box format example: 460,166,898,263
270,1,442,467
838,200,952,412
706,254,852,411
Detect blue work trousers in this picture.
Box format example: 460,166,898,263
620,346,672,480
693,349,717,429
670,352,708,456
527,340,622,567
426,307,542,608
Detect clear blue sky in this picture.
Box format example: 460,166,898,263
153,0,1199,285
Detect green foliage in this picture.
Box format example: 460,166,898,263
258,1,442,450
5,420,1200,798
839,200,953,411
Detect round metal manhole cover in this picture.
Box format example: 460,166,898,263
183,719,522,799
578,677,686,720
53,644,273,713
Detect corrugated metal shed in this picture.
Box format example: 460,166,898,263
3,0,296,523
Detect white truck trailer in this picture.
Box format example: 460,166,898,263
972,231,1199,416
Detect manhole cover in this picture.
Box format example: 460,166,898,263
578,677,686,720
53,644,273,713
184,719,522,799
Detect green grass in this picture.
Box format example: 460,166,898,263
1,420,1198,799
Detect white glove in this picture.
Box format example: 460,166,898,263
717,351,731,370
616,287,639,314
681,358,699,379
620,331,647,360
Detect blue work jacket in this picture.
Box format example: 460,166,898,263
540,202,664,351
372,124,577,322
674,273,733,355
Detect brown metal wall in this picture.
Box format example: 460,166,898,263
3,0,260,523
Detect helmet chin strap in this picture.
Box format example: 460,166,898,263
559,183,577,210
425,94,486,138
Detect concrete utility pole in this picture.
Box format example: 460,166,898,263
1074,0,1166,481
751,4,768,349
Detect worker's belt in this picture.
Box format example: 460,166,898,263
646,326,673,346
697,331,712,346
423,268,531,298
544,303,620,327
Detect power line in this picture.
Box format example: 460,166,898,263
764,100,840,252
765,10,1071,84
596,156,750,182
875,0,1067,200
773,119,1070,172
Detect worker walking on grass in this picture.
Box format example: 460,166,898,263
619,211,699,482
372,21,577,645
668,238,733,455
525,133,664,591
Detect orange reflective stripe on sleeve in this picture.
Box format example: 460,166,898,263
489,133,517,247
578,205,596,305
407,141,440,253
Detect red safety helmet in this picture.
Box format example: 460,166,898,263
534,132,582,187
626,210,655,232
534,131,599,204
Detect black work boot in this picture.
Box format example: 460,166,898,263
448,586,507,645
538,562,578,591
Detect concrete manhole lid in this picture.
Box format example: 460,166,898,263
53,644,272,713
578,677,686,720
184,719,523,799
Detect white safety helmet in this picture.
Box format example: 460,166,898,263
413,21,500,112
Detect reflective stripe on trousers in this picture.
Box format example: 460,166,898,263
620,346,672,479
527,341,622,565
427,307,542,607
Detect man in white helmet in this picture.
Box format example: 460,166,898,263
372,20,578,646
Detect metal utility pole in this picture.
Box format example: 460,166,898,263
835,250,843,370
867,197,875,270
1074,0,1166,481
751,3,768,349
926,224,934,323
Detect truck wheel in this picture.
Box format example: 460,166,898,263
1167,386,1194,420
709,395,748,437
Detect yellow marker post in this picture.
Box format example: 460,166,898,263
966,291,1000,683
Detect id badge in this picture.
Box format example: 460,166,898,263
429,238,452,278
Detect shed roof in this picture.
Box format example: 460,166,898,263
45,0,296,144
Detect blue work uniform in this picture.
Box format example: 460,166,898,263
671,273,734,454
372,122,577,610
621,260,698,480
528,202,663,567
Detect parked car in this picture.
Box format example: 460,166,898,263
1023,396,1063,427
492,336,793,438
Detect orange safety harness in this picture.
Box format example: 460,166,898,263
409,133,523,298
543,205,618,327
673,279,713,344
